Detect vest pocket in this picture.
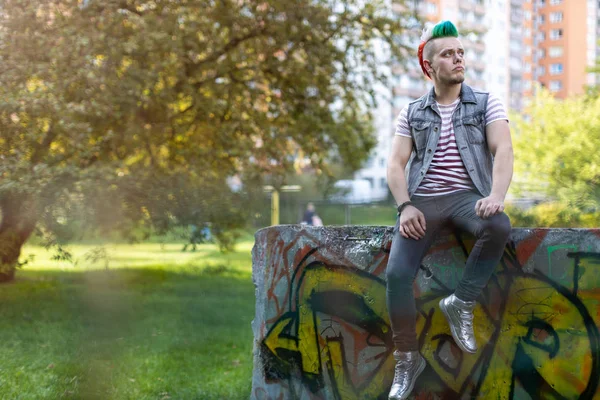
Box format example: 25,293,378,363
410,121,430,151
462,114,485,144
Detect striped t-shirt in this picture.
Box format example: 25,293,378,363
395,93,508,196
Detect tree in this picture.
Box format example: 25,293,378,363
0,0,412,281
510,89,600,226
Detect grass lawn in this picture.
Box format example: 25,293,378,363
0,237,255,400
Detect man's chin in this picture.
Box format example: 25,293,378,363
450,75,465,85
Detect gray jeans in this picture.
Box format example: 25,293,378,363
385,190,511,352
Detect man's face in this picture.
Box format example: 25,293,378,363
425,37,465,85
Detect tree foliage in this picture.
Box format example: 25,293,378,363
510,89,600,227
0,0,411,280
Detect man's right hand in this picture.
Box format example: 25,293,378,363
399,206,427,240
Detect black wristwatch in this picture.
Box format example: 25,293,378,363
397,201,413,215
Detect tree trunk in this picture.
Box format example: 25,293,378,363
0,192,38,283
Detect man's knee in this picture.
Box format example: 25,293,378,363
386,261,420,286
483,213,511,242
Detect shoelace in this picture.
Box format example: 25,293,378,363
393,361,410,385
459,308,474,331
393,358,420,385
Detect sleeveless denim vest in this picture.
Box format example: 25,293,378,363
405,84,492,198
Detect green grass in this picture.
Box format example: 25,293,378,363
275,203,397,226
0,239,255,399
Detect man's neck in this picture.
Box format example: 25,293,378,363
433,83,462,105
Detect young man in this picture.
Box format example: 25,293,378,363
386,21,513,400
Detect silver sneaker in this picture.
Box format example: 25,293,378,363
388,350,426,400
439,294,478,353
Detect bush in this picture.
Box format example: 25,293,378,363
506,202,599,228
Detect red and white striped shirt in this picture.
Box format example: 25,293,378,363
395,93,508,196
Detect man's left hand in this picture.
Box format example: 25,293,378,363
475,195,505,219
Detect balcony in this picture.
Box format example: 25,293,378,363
469,59,486,72
471,40,486,52
511,14,523,25
510,28,524,39
459,2,476,12
459,21,487,35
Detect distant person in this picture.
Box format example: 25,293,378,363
201,222,212,242
301,203,316,225
385,20,513,399
182,223,201,252
182,222,212,252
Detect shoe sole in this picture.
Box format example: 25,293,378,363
439,299,477,354
388,356,426,400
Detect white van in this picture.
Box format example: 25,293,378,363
331,179,374,204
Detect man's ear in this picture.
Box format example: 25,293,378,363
423,59,433,75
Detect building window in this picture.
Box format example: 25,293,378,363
537,66,546,76
379,158,386,168
537,14,545,24
550,63,563,74
549,80,562,91
550,29,563,40
380,178,387,189
536,48,546,59
549,46,564,57
538,0,546,6
510,57,522,71
549,12,563,23
427,3,437,14
510,40,522,52
536,32,546,41
549,0,562,4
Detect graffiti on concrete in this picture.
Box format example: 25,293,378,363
261,260,394,399
254,229,600,399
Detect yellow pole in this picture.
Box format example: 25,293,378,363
271,189,280,226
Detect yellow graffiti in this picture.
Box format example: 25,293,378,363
416,298,495,394
264,263,394,399
417,273,596,398
486,275,593,398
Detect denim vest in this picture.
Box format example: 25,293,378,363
405,84,492,198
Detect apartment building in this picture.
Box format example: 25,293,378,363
507,0,535,110
533,0,599,98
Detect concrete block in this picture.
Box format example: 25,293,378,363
251,226,600,399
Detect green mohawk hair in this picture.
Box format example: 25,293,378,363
418,21,459,78
428,20,459,41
